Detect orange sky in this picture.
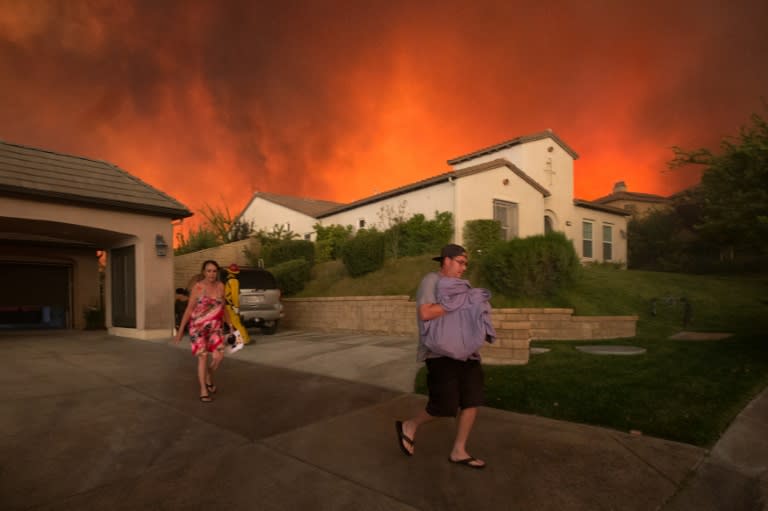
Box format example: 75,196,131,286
1,0,766,232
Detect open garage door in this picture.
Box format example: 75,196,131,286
0,262,71,329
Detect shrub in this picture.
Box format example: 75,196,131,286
314,223,353,262
264,239,315,267
269,258,312,296
463,219,502,257
480,232,580,297
341,229,386,277
385,211,453,258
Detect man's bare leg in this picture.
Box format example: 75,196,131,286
401,409,436,455
450,407,485,466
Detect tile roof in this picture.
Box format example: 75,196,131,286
573,199,632,216
592,190,669,204
242,191,344,217
447,129,579,165
0,139,192,219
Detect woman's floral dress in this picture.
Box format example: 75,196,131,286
189,292,225,356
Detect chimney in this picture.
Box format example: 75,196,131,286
613,181,627,193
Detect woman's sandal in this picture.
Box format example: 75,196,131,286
205,383,217,394
199,393,213,403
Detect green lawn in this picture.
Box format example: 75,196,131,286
298,256,768,447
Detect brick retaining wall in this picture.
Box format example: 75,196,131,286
282,296,638,365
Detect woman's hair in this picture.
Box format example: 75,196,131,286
200,259,220,272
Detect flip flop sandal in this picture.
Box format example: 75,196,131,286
395,421,414,457
199,394,213,403
449,456,486,469
206,383,217,394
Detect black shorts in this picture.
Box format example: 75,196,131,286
425,357,484,417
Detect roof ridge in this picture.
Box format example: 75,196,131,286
103,161,189,209
446,129,579,165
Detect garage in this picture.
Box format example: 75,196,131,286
0,262,71,329
0,139,191,338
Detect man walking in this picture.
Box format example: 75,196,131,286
395,243,493,469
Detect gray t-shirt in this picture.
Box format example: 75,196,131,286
415,271,440,362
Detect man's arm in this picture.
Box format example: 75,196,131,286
419,302,445,321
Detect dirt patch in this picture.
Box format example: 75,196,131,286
669,331,733,341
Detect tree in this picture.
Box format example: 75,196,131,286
670,110,768,259
627,209,687,270
174,224,220,255
200,201,254,243
377,200,409,259
174,200,255,255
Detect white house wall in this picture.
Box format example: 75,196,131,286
241,199,318,240
320,182,455,231
453,165,545,241
571,205,628,263
453,139,574,199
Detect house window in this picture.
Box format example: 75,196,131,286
358,218,366,228
603,224,613,261
582,221,593,258
304,233,311,241
493,199,518,240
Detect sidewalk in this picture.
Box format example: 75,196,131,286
0,329,765,510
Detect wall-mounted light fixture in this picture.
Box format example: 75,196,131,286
502,178,510,185
155,234,169,257
565,220,572,227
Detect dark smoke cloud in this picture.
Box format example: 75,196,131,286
1,0,766,229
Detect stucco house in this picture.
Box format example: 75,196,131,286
240,130,630,263
238,191,343,241
593,181,670,218
0,139,191,338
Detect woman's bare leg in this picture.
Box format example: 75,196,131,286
207,349,224,388
197,353,209,397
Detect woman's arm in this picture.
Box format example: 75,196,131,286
174,285,199,342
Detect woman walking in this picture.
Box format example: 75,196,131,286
174,260,231,402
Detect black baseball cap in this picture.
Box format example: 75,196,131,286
432,243,467,262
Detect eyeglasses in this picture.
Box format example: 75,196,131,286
451,257,469,267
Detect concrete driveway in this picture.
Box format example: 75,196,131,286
1,329,764,510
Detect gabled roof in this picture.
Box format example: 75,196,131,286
447,129,579,165
592,190,669,205
573,199,632,216
242,191,344,217
0,139,192,219
317,158,549,219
